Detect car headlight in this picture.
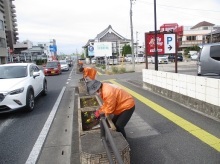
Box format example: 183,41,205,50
9,87,24,95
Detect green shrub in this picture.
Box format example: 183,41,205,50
111,66,119,73
119,67,126,73
101,65,106,69
96,64,101,67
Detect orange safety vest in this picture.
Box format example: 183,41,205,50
99,83,135,116
83,67,97,80
78,61,83,65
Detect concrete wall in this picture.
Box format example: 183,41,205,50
142,69,220,120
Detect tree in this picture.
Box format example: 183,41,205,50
122,44,132,56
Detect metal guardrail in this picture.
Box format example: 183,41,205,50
100,114,124,164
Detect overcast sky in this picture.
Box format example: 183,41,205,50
14,0,220,55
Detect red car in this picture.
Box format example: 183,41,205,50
43,61,62,76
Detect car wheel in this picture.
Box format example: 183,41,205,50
25,90,34,112
42,80,47,96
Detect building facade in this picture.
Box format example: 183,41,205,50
83,25,131,58
0,12,7,64
179,21,220,50
0,0,18,51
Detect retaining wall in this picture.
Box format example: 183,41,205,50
142,69,220,120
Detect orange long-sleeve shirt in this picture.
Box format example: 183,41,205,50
99,83,135,116
83,67,97,80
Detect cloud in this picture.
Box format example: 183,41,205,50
14,0,220,54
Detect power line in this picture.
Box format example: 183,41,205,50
138,0,220,13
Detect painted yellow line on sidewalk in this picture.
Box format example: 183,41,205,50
97,71,102,75
108,79,220,152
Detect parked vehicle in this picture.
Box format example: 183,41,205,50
107,56,118,65
190,53,198,60
151,55,169,64
125,54,134,62
197,43,220,76
135,54,145,63
0,63,47,113
91,57,96,64
168,53,183,62
60,60,69,71
43,61,62,75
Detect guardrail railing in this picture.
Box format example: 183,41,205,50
100,114,124,164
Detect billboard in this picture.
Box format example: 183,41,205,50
145,33,176,55
94,42,112,57
146,33,164,55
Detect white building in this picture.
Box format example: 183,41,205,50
179,21,220,50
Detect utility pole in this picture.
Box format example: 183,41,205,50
130,0,136,71
154,0,158,71
136,31,138,55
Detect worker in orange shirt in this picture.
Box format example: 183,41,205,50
78,60,83,68
79,67,97,81
87,80,135,138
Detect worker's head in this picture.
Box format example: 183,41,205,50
79,67,84,72
87,80,102,95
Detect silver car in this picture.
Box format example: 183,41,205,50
60,60,69,71
197,43,220,76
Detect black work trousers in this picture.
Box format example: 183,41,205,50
112,105,135,138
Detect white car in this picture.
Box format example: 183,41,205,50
191,53,198,60
59,60,69,71
151,55,169,64
91,58,96,64
125,54,133,62
0,63,47,113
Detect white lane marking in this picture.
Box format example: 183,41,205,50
25,87,66,164
0,118,14,134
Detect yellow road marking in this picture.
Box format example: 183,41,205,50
108,79,220,152
97,71,102,75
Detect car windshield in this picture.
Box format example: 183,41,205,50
0,66,27,79
46,62,58,68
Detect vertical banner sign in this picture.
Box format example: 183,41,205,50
88,46,94,56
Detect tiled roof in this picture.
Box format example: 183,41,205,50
82,25,130,48
95,25,129,41
191,21,214,29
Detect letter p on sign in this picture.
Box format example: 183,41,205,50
167,37,172,44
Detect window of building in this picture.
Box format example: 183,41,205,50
203,27,208,30
186,36,196,41
0,20,3,30
0,38,6,47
